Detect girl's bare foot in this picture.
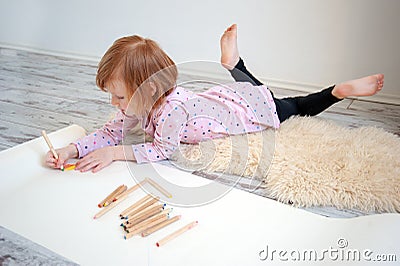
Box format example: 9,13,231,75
332,74,384,99
220,24,240,70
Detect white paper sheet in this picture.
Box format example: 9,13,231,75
0,125,399,266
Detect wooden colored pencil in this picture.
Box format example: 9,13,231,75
126,208,172,229
93,192,128,219
156,221,198,247
103,185,127,207
126,213,169,234
114,180,147,201
122,208,172,230
98,185,127,208
94,183,143,218
124,214,169,238
41,130,58,159
41,130,63,170
146,177,172,198
141,215,181,237
64,164,76,171
126,204,165,224
119,194,153,218
125,204,165,226
124,197,160,219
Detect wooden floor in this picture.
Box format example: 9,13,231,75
1,46,399,218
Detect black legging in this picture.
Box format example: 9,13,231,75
229,58,342,122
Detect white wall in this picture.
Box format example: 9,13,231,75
1,0,399,103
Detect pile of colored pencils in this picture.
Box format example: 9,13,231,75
94,179,198,246
119,194,179,239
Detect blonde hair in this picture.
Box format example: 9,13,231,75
96,35,178,116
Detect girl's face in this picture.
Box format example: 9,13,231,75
106,79,132,115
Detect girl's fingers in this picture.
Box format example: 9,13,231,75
75,157,90,170
45,156,59,169
78,159,100,172
45,161,56,168
92,163,105,173
57,156,68,168
46,157,56,164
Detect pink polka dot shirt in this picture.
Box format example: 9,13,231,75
74,82,280,163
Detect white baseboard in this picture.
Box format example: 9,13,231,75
0,42,100,63
2,42,399,105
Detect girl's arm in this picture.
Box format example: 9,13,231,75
132,104,188,163
112,145,136,161
74,144,136,173
46,111,140,172
71,111,139,172
74,111,139,158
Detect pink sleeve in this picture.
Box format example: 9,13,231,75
132,104,188,163
74,111,139,158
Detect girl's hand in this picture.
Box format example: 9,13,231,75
44,144,78,169
75,146,115,173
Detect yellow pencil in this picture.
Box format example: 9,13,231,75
156,221,198,247
63,164,76,171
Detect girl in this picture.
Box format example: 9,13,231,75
45,24,384,173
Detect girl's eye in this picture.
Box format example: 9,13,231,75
117,96,124,100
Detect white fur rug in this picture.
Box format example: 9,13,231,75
172,116,400,213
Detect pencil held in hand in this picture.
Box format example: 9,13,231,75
41,130,63,170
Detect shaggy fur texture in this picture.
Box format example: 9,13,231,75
172,116,400,213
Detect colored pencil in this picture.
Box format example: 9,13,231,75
125,204,165,226
125,208,172,229
119,194,153,218
146,177,172,198
114,180,145,201
122,208,172,229
41,130,63,170
93,192,128,219
124,214,169,239
126,213,169,234
97,185,127,208
141,215,181,237
124,197,160,219
103,185,127,207
156,221,198,247
63,164,76,171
